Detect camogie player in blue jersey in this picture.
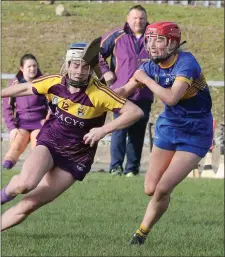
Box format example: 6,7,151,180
115,21,213,245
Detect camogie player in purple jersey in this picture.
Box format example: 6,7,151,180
0,42,143,232
115,21,213,245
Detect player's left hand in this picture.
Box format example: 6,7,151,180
83,127,107,147
133,70,150,85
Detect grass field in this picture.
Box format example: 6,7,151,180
1,3,225,256
1,1,224,125
1,170,224,256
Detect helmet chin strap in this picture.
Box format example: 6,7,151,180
66,66,92,88
66,76,89,88
151,40,187,64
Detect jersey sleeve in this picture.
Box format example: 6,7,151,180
138,61,154,79
32,75,63,95
99,28,124,75
2,79,17,130
175,55,201,86
91,80,126,113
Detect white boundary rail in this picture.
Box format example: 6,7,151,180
86,0,223,8
1,74,224,87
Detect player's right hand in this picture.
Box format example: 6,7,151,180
103,71,116,87
83,127,107,147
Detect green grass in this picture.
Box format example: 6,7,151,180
1,170,224,256
1,1,224,125
2,1,224,79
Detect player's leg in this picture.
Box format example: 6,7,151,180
1,145,54,205
1,166,75,231
142,151,201,228
129,145,175,244
144,145,175,196
3,129,30,169
130,150,201,245
30,129,40,149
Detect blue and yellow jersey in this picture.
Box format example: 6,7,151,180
32,75,126,143
139,51,212,117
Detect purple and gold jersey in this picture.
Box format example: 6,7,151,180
31,75,126,180
32,75,126,138
139,51,212,118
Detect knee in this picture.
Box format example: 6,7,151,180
15,179,37,194
154,183,171,200
144,183,156,196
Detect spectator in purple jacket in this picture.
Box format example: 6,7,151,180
2,54,49,170
99,5,154,177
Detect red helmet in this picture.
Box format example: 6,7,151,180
145,21,181,45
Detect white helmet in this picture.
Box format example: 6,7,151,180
60,42,93,88
60,42,87,76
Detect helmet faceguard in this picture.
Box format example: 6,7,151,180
144,22,186,63
60,42,92,88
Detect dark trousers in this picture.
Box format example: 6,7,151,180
110,100,151,174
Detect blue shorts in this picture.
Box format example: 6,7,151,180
153,114,213,158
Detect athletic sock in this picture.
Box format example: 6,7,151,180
1,186,16,205
136,224,151,238
3,160,15,169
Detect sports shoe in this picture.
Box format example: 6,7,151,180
129,232,146,245
125,172,135,177
124,171,140,177
110,167,123,176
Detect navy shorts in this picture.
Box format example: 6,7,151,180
153,114,213,158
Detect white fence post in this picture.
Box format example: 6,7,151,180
203,1,209,7
181,1,188,5
216,1,221,8
168,1,175,5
